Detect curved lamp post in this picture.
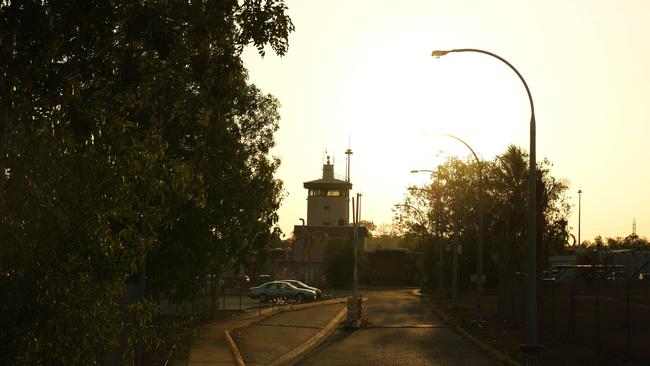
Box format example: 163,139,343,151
435,134,485,326
431,48,540,351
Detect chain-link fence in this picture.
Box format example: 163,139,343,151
539,260,650,364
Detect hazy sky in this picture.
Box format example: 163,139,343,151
242,0,650,242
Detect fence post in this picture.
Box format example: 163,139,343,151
569,277,576,339
595,265,600,356
626,276,631,355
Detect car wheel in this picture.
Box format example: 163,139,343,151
259,294,268,303
296,293,305,303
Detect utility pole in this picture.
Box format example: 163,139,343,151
578,189,582,246
348,193,362,327
353,197,358,300
353,193,362,298
451,224,459,308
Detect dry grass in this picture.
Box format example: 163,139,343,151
428,288,650,366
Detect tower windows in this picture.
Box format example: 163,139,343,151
309,189,343,196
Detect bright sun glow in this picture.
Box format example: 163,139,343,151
243,0,650,240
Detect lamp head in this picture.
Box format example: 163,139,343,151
410,170,420,173
431,50,451,58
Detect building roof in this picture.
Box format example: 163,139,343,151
304,158,352,189
303,177,352,189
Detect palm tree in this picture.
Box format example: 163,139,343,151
490,145,529,277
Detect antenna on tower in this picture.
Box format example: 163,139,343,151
345,144,353,183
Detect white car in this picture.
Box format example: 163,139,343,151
280,280,322,298
248,281,316,303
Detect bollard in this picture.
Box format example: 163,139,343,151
345,295,363,327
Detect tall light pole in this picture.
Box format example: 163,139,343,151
431,48,540,351
578,189,582,247
434,134,485,326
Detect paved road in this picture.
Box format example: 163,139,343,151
234,303,345,365
298,288,499,366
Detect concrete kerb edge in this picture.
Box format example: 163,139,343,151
225,298,347,365
425,299,522,366
224,328,245,366
269,304,347,366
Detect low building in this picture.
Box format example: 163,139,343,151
366,247,420,286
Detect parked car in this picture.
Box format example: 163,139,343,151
248,281,316,303
280,280,322,298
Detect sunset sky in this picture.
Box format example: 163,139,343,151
242,0,650,242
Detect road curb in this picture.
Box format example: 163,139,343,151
224,328,245,366
269,304,347,366
225,298,347,365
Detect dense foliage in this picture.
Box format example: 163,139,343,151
0,0,293,363
393,145,571,289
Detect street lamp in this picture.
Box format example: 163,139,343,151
411,169,435,174
431,48,540,351
434,134,485,326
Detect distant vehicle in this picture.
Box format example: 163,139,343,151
248,281,316,303
280,280,322,298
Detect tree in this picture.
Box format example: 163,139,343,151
0,1,293,363
395,145,572,290
358,220,376,236
486,145,529,276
